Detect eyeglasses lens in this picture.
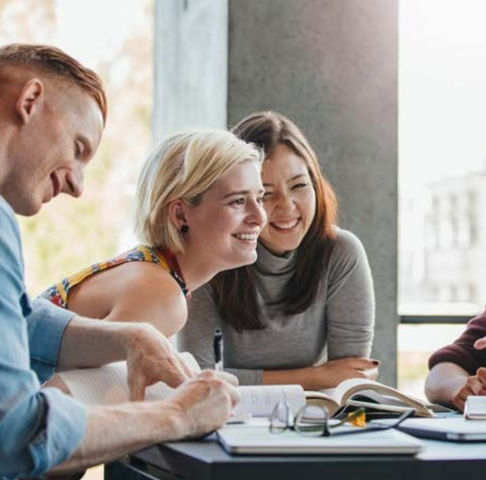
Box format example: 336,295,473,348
295,405,329,437
269,402,290,433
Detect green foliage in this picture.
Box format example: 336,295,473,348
6,0,153,296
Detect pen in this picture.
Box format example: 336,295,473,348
213,329,224,372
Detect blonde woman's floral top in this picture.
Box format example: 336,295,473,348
41,244,189,308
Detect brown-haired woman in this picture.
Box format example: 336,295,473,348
178,112,378,389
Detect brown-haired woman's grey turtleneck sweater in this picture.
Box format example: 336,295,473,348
177,227,375,385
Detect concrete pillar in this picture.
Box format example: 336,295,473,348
154,0,398,385
153,0,228,144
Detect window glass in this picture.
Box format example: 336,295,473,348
399,0,486,394
398,324,467,399
0,0,153,295
399,0,486,317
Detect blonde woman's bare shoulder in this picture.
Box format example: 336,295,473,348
104,261,188,336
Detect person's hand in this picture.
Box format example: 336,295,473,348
165,370,241,438
452,367,486,412
122,323,197,401
42,374,72,395
474,336,486,350
313,357,380,389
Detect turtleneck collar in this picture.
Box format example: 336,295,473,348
255,241,297,276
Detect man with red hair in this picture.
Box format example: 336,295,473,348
0,43,238,478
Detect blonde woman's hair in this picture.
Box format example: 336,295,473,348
134,129,262,252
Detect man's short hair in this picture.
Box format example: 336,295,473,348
0,43,107,123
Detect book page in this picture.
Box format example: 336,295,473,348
329,378,433,416
59,357,305,418
58,352,200,406
349,390,410,406
304,390,340,416
58,361,175,405
234,385,306,417
331,379,406,405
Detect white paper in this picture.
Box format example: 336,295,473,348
58,351,200,406
465,396,486,419
234,385,306,417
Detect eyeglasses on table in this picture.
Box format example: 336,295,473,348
269,402,415,437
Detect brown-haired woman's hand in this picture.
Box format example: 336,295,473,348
311,357,380,390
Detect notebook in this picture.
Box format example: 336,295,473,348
464,396,486,420
217,420,423,455
374,416,486,442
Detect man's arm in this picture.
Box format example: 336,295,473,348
0,199,88,478
428,310,486,375
425,362,471,409
426,310,486,410
51,370,240,474
426,363,486,411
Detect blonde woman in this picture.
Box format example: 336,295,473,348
41,130,266,339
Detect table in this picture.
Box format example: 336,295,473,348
105,433,486,480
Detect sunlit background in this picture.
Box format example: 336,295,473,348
2,0,486,475
398,0,486,394
0,1,152,476
0,0,153,298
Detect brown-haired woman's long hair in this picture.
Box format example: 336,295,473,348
211,111,338,331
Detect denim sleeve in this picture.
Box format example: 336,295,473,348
0,197,87,478
27,297,75,384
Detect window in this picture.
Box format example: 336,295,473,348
398,0,486,395
0,0,153,296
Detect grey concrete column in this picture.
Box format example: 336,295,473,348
154,0,398,385
153,0,228,144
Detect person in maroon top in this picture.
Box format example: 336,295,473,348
425,309,486,411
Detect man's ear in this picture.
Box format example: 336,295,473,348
16,78,44,124
167,199,188,231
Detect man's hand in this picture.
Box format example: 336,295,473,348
42,374,72,395
452,367,486,412
449,336,486,411
122,323,197,401
51,370,240,473
166,370,241,438
60,317,198,401
314,357,380,389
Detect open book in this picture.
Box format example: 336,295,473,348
58,352,203,405
57,360,445,419
57,356,307,418
236,379,447,419
307,378,448,417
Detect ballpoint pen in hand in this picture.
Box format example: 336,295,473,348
213,329,224,372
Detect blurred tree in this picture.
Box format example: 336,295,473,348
0,0,153,295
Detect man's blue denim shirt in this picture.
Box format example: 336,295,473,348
0,196,87,479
